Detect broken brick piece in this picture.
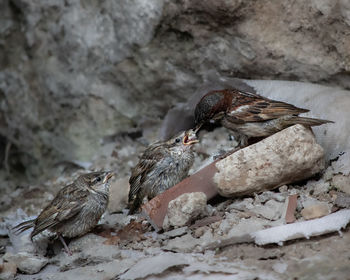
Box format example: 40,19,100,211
285,194,298,224
141,161,219,231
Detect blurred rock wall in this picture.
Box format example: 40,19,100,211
0,0,349,177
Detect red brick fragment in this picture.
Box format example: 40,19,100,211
141,161,219,231
285,194,298,224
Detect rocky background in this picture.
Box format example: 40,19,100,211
0,0,350,181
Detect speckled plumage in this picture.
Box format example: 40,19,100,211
195,89,333,147
128,130,198,214
13,171,113,253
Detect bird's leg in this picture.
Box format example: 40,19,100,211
213,147,241,160
58,234,72,256
237,134,249,148
229,131,248,148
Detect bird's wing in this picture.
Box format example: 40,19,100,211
128,144,165,202
226,90,309,122
31,185,89,237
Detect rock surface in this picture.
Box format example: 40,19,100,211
163,192,207,229
0,261,17,280
214,125,325,197
107,177,129,213
332,174,350,194
1,0,350,178
3,252,48,274
301,203,330,220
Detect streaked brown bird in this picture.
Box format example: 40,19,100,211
13,171,114,255
194,89,333,147
128,129,199,214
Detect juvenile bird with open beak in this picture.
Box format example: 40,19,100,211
128,129,199,214
195,89,333,147
13,171,114,255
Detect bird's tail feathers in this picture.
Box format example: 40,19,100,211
12,219,35,235
285,116,334,127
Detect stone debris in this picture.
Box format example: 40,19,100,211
119,253,189,280
161,227,188,238
107,176,130,213
334,192,350,209
3,252,48,275
301,203,330,220
214,125,325,197
250,200,285,221
272,262,288,274
332,174,350,195
0,261,17,280
163,192,207,230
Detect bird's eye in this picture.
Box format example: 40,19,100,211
95,177,102,183
175,138,181,143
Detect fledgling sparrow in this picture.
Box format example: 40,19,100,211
13,171,114,255
128,129,199,214
194,89,333,147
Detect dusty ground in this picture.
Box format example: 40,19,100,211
1,125,350,280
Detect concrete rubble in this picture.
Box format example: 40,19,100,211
163,192,207,230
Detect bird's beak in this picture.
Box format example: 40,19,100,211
103,171,114,183
183,130,199,145
193,123,202,134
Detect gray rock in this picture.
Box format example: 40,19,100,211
1,0,350,178
163,233,200,253
3,252,48,274
332,151,350,176
119,253,189,280
335,192,350,208
32,259,135,280
163,192,207,230
107,177,129,213
214,125,325,197
251,200,285,221
162,227,189,238
332,174,350,194
54,234,120,270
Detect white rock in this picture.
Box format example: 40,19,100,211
3,252,48,274
272,262,288,274
252,209,350,245
108,176,130,213
304,179,330,195
214,125,325,197
163,192,207,229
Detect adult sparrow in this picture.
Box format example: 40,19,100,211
13,171,114,255
128,129,199,214
195,89,333,147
